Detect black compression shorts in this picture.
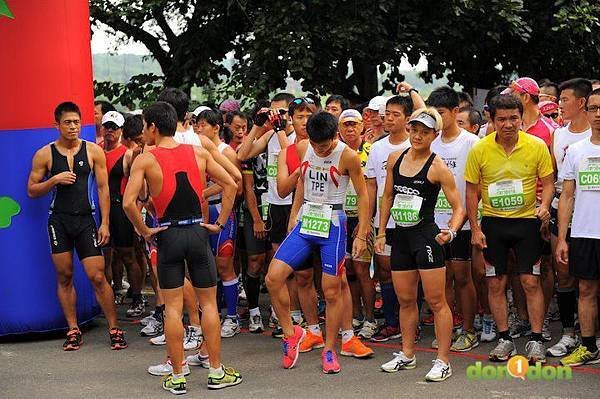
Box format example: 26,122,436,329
48,213,102,259
156,225,217,289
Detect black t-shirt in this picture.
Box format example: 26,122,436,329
241,151,268,205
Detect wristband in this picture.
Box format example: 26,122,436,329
409,88,419,94
448,229,457,243
215,221,226,230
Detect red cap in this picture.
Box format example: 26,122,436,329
502,77,540,96
538,100,559,114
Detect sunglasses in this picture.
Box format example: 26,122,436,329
291,97,315,106
102,122,120,131
544,112,559,119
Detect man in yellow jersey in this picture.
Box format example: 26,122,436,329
465,94,554,365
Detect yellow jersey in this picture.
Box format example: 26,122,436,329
345,140,371,217
464,131,553,218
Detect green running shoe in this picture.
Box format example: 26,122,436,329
451,331,480,352
208,366,243,390
560,345,600,367
162,374,186,395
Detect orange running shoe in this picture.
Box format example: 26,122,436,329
340,336,374,358
299,330,325,353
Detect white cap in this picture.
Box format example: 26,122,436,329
339,109,363,123
366,96,388,116
408,112,436,129
192,105,211,117
101,111,125,128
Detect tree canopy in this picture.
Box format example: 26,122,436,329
91,0,600,106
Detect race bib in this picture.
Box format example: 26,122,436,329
435,191,452,214
300,202,332,238
488,179,525,211
578,157,600,191
260,193,269,221
391,194,423,227
267,152,278,180
344,183,358,213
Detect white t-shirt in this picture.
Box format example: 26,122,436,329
174,127,201,145
365,134,411,228
552,123,592,208
266,130,296,205
559,137,600,239
431,129,479,230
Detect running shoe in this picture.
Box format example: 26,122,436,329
542,318,552,342
425,359,452,382
352,317,364,331
547,334,580,357
63,328,82,351
473,314,483,332
421,312,435,326
150,333,167,345
162,374,186,395
489,338,516,362
452,312,463,330
480,316,497,342
140,317,163,337
207,365,243,389
249,314,265,333
357,320,378,340
140,311,156,326
148,360,190,376
380,351,416,373
114,292,124,306
126,299,145,318
282,325,305,369
109,328,127,350
371,325,401,342
340,336,374,358
560,345,600,367
271,326,284,339
186,353,210,369
431,330,457,350
221,317,241,338
184,326,202,350
509,317,531,339
451,331,479,352
322,350,341,374
525,340,546,364
299,330,324,353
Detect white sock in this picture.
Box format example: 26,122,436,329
172,372,185,380
249,307,261,317
209,365,224,378
341,329,354,344
308,324,321,335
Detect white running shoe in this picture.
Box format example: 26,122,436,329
148,360,190,376
186,353,210,369
140,317,163,337
480,316,497,342
357,320,378,340
547,334,580,357
249,314,265,333
380,351,416,373
352,317,364,330
473,314,483,332
184,326,202,350
221,317,241,338
150,333,167,346
425,359,452,382
140,312,155,327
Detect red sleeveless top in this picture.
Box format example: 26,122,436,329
286,143,301,173
150,145,204,221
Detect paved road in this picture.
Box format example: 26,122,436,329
2,302,599,399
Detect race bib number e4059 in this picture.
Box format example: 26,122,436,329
300,202,333,238
391,194,423,227
488,179,525,211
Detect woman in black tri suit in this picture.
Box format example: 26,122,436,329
376,108,466,382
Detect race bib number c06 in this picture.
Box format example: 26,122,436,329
578,157,600,191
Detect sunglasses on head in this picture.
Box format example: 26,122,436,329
291,97,315,106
